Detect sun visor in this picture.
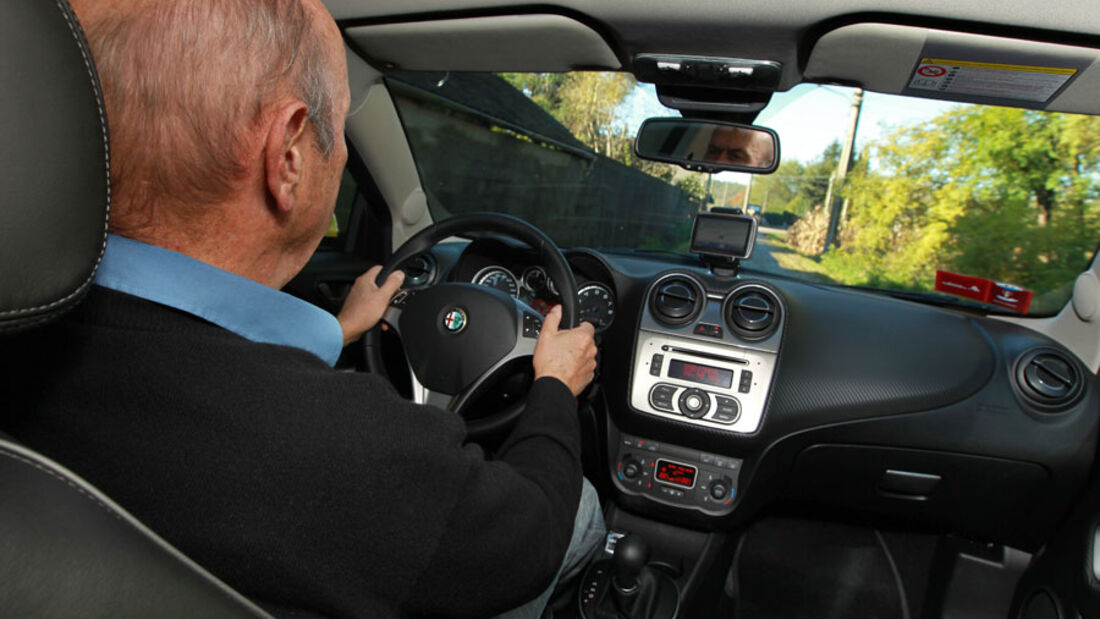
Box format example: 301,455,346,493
804,23,1100,113
345,14,621,72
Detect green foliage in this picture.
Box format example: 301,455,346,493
501,72,707,211
746,141,840,218
501,72,637,158
675,176,707,202
826,106,1100,311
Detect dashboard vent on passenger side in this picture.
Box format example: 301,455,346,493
1014,349,1085,412
724,284,782,341
649,275,705,326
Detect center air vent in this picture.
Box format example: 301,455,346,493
724,284,782,341
649,275,705,326
1014,349,1084,412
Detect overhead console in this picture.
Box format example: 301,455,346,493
629,272,784,434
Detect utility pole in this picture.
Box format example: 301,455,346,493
703,172,713,212
823,87,863,251
742,174,753,211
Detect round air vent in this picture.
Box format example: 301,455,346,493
649,275,705,326
724,284,782,341
1014,349,1084,412
402,253,436,287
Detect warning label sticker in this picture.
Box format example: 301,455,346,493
908,58,1076,103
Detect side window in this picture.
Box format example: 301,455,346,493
319,169,358,251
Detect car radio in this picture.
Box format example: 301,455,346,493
630,274,783,434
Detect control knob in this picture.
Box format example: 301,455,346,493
621,455,642,480
678,388,711,419
709,476,733,501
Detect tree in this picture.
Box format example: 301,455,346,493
501,72,636,159
828,106,1100,306
745,159,806,214
747,142,840,217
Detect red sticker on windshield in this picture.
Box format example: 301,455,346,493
935,270,993,303
989,283,1033,313
935,270,1033,313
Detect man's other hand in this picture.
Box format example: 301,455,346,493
533,306,598,397
337,266,404,346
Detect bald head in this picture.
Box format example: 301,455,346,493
70,0,344,236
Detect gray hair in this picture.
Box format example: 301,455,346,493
78,0,337,228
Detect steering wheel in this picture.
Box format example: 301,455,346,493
372,213,578,432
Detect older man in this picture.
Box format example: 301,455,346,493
0,0,603,617
704,126,775,168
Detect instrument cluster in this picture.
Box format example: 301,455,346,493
471,264,616,332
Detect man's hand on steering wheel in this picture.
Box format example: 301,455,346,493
337,265,405,346
534,306,598,396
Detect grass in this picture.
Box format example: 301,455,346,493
756,228,836,284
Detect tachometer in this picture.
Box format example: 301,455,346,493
578,283,616,332
473,266,519,297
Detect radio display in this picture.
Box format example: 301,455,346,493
655,459,697,488
669,359,733,388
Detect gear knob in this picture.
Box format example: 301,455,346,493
612,534,649,591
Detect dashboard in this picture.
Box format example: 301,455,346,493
403,235,1099,553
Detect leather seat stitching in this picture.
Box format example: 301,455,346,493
0,0,110,319
0,447,123,522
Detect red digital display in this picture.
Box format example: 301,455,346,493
656,459,697,488
668,359,733,388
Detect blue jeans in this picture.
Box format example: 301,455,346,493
495,477,606,619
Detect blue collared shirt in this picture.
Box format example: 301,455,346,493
94,234,344,366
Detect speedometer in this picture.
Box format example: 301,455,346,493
578,283,616,332
472,266,519,297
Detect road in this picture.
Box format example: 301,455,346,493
744,225,784,273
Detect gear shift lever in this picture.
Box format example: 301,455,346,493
579,533,678,619
612,534,649,593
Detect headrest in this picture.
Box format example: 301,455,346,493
0,0,109,333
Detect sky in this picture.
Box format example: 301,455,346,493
619,82,961,183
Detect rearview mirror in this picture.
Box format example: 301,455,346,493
635,118,779,174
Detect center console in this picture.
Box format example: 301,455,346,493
613,271,785,515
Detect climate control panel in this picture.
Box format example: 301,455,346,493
613,433,743,515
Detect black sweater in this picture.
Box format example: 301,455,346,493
0,286,583,618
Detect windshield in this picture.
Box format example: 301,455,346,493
387,70,1100,316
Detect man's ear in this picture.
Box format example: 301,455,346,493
264,101,311,214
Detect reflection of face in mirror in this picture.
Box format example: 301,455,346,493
703,127,774,168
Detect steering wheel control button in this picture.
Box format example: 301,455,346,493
650,353,664,376
678,389,711,418
649,384,677,411
693,323,724,338
522,312,543,338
